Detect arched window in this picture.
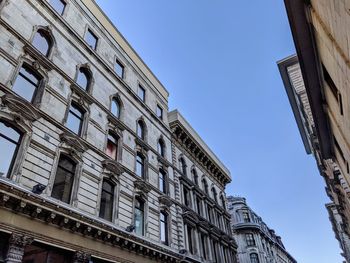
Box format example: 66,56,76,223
192,169,198,185
51,154,76,204
160,211,169,245
157,139,165,157
136,153,145,178
134,197,145,236
179,157,186,176
99,179,115,221
49,0,66,15
111,98,121,119
13,64,42,102
0,121,22,178
211,187,218,202
137,120,145,140
106,132,119,160
66,102,85,136
250,253,259,263
76,67,92,91
159,169,167,194
32,29,52,57
202,178,209,194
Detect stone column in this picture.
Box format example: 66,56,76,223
73,251,91,263
5,233,33,263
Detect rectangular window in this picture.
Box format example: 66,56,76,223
66,103,84,136
245,233,256,246
49,0,66,15
136,154,145,178
323,65,343,115
196,196,202,216
156,105,163,120
138,85,145,102
187,225,194,254
13,66,41,103
200,233,207,259
183,186,191,207
160,212,168,245
159,170,167,194
85,28,98,50
99,180,114,221
134,198,144,236
106,133,118,160
51,155,76,204
115,59,124,78
243,212,250,223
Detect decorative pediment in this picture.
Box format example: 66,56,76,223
70,84,94,105
158,195,173,208
102,159,125,175
157,156,170,167
135,137,150,151
198,219,211,230
1,93,40,121
134,180,151,194
60,132,87,156
23,45,54,70
182,209,199,224
107,115,125,131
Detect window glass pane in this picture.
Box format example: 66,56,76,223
0,129,20,177
157,140,164,156
85,29,98,50
32,31,50,56
51,156,75,203
160,213,167,243
115,60,124,78
136,154,144,177
106,134,118,160
99,180,114,221
159,171,166,193
66,104,83,135
111,99,120,118
49,0,66,15
138,85,145,101
76,68,89,90
13,67,40,102
137,121,144,139
134,199,144,235
156,105,163,119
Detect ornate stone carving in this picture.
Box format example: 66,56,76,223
102,159,125,175
60,132,87,159
5,233,33,263
1,93,40,122
158,195,173,208
73,251,91,263
134,180,151,195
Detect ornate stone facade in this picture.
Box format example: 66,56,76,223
227,197,297,263
0,0,236,262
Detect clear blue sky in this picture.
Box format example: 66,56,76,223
96,1,342,262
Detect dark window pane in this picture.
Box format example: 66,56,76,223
0,122,21,178
99,180,114,221
138,85,145,101
76,68,89,90
111,99,120,118
187,226,193,254
49,0,66,15
32,30,50,56
66,103,84,135
137,121,144,139
157,140,164,157
23,242,73,263
159,170,166,194
85,29,98,50
13,66,40,102
51,156,75,203
115,60,124,78
136,154,144,178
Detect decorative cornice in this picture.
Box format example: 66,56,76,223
102,159,125,175
60,132,87,154
1,93,40,122
158,195,173,208
134,179,151,194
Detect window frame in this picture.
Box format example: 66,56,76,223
75,66,93,92
51,154,77,204
135,152,146,179
137,84,146,102
114,58,125,79
156,104,163,120
159,169,167,194
84,27,98,50
0,120,23,179
160,211,169,245
134,196,145,236
98,178,115,222
65,101,85,136
31,28,54,58
48,0,67,16
106,131,119,161
245,233,256,247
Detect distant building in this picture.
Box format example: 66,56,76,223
227,196,297,263
282,1,350,259
278,55,350,263
0,0,236,262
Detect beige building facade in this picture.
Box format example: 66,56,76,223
227,197,296,263
0,0,236,262
281,0,350,261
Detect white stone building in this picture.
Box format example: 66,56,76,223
0,0,236,262
227,197,296,263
